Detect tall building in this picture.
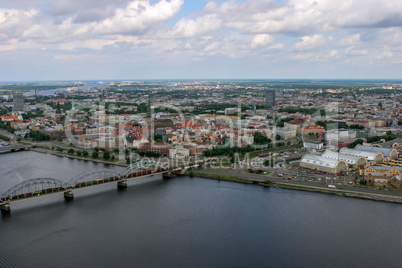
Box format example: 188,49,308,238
146,95,152,119
13,92,24,112
265,89,275,109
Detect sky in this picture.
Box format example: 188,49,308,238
0,0,402,81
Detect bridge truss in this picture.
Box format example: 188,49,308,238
66,169,123,190
1,162,183,205
1,178,67,202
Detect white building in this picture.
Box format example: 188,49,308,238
339,148,384,165
354,145,398,161
275,127,297,140
169,147,190,159
326,129,356,144
303,141,324,150
225,108,240,115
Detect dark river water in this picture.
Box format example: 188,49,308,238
1,152,402,267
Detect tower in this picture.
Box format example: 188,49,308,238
13,92,24,112
147,95,151,119
265,89,275,109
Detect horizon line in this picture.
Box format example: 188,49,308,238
1,78,402,83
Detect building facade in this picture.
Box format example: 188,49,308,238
139,142,173,156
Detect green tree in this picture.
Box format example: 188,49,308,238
82,150,89,157
275,134,281,141
56,147,63,152
254,132,271,144
103,152,110,160
67,149,74,154
349,139,364,148
76,151,82,156
349,124,365,130
92,151,99,159
263,160,274,167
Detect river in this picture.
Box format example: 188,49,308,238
1,151,402,267
23,82,108,97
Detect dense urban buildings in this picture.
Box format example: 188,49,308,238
0,80,401,188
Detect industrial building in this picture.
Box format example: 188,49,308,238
339,148,384,165
354,145,398,160
321,151,367,169
374,138,402,150
300,154,349,174
300,143,399,175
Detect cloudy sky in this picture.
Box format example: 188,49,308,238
1,0,402,81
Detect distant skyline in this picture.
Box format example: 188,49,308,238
1,0,402,81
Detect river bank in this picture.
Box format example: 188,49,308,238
189,171,402,204
30,148,129,167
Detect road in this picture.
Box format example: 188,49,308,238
196,168,402,198
0,129,16,143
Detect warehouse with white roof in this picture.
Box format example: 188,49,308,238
300,154,349,174
354,145,398,160
321,151,367,169
339,148,384,165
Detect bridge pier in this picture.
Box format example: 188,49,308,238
1,202,11,214
64,191,74,200
117,180,127,189
162,172,172,179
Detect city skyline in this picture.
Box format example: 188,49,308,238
1,0,402,81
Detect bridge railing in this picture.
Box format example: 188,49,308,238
1,162,197,203
1,178,68,202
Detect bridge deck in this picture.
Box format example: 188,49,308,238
0,146,27,152
1,171,168,203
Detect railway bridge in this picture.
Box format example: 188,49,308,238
1,164,199,214
0,145,28,153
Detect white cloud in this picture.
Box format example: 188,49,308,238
171,14,222,37
0,0,184,44
94,0,183,34
251,34,274,48
329,50,339,58
1,0,402,79
377,49,392,60
346,47,369,56
294,34,333,51
340,34,361,46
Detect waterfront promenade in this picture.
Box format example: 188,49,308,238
192,169,402,204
